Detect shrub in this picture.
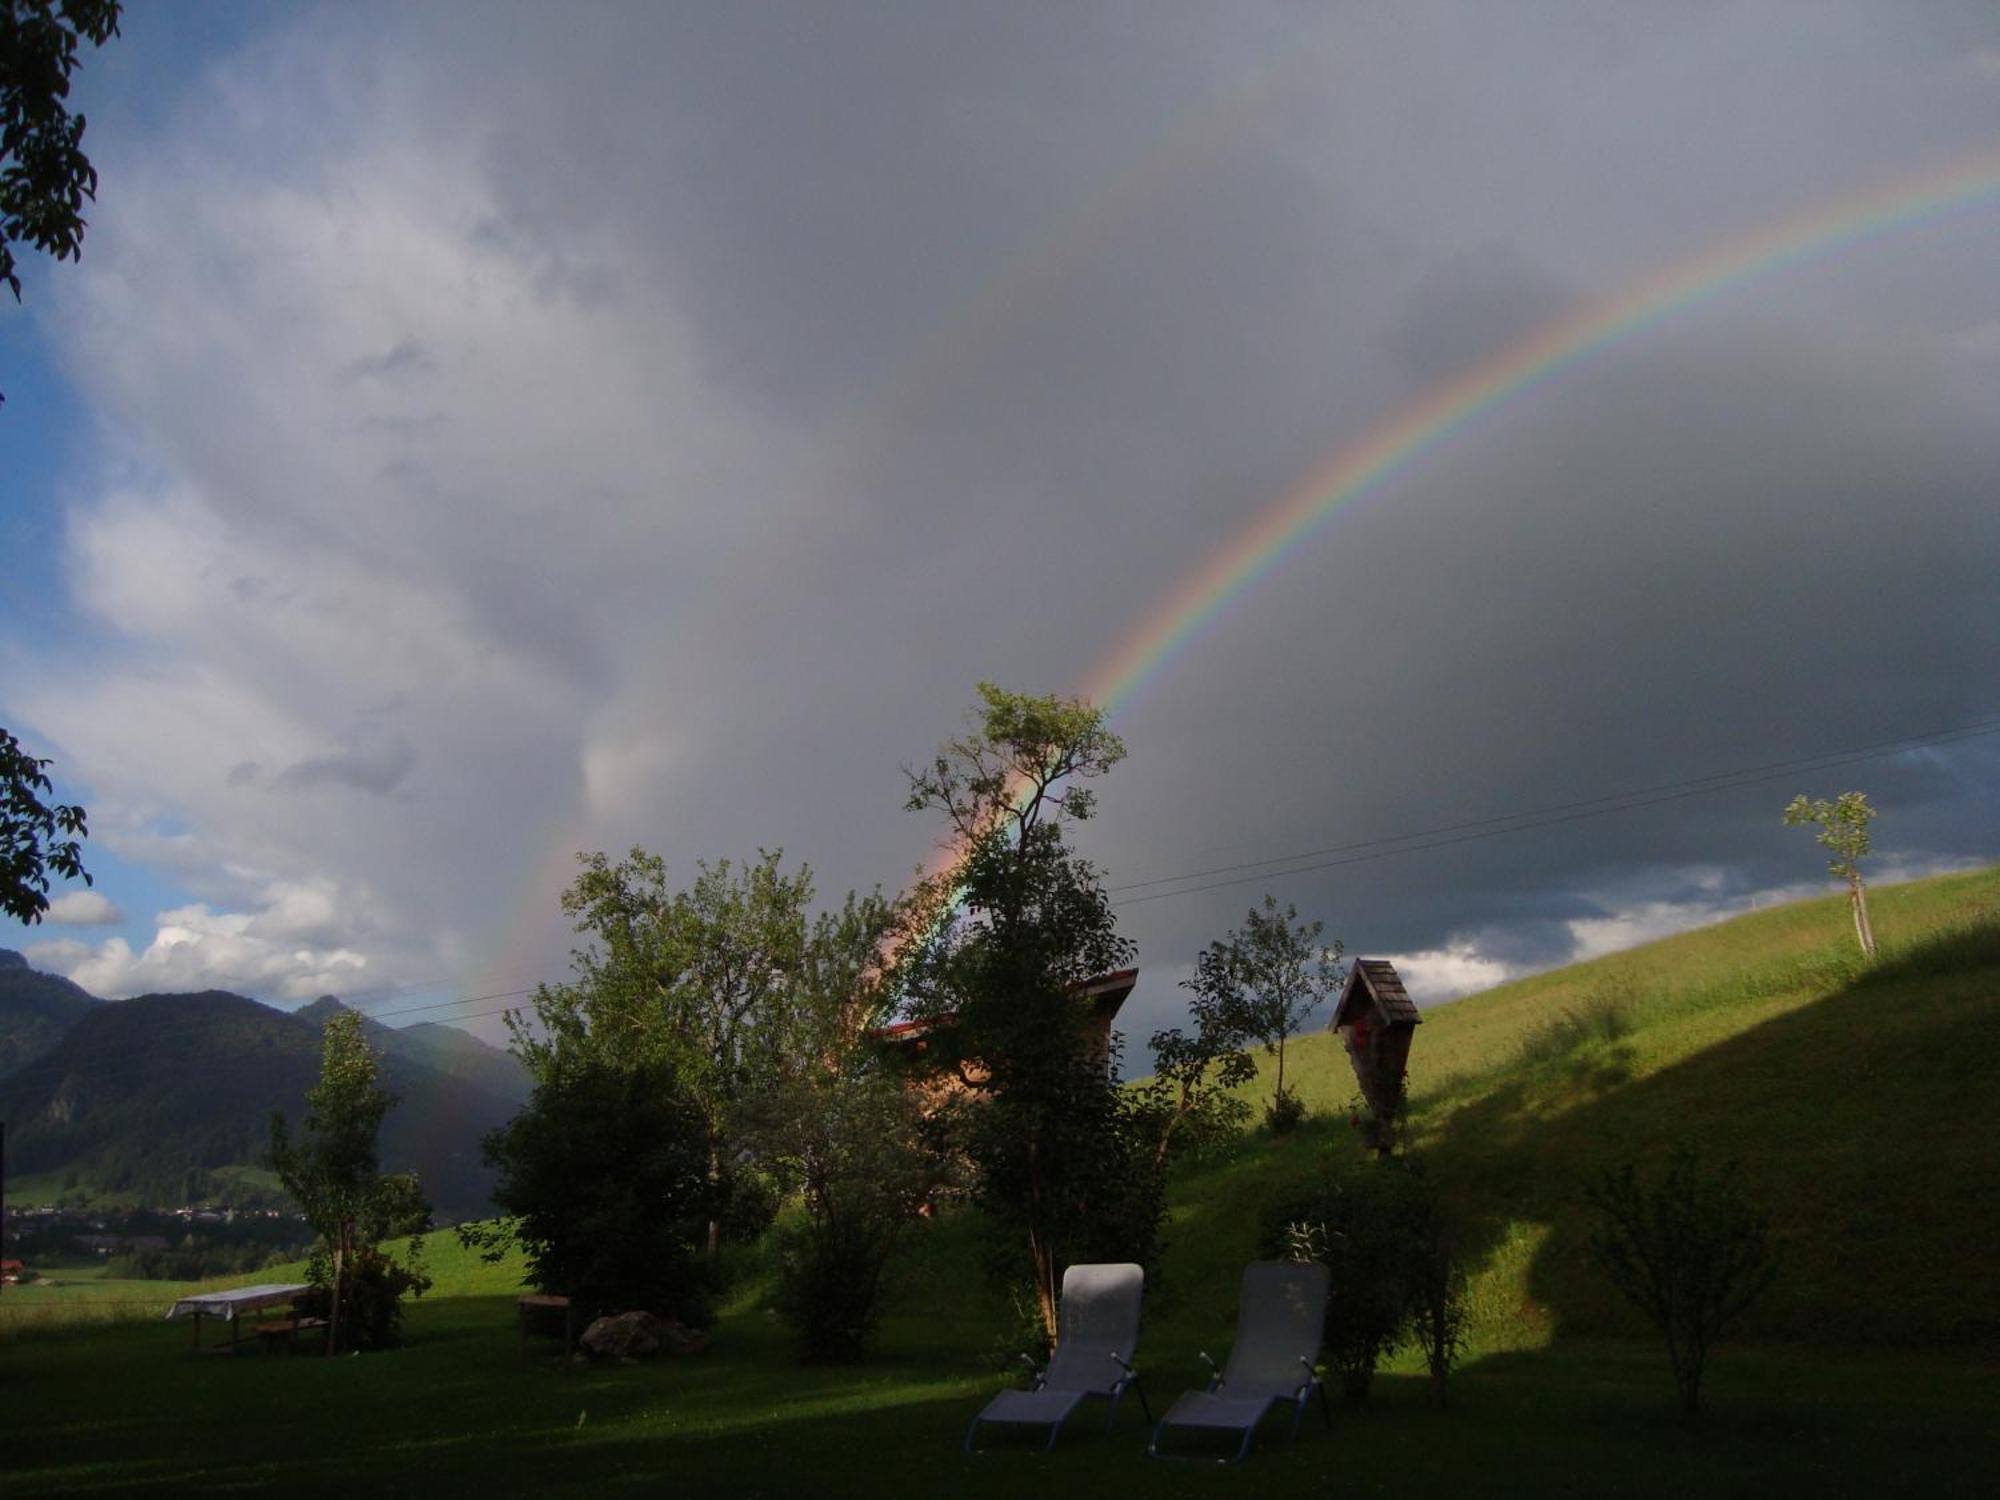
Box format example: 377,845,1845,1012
770,1213,899,1363
1517,989,1633,1068
1585,1146,1776,1422
1265,1086,1308,1135
1405,1213,1469,1408
1267,1157,1461,1403
296,1243,432,1352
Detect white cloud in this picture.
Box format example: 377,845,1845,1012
24,938,92,971
43,890,126,926
1379,943,1524,1004
13,30,811,1003
46,879,378,1002
1385,857,1985,1005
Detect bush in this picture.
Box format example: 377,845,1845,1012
1265,1086,1308,1135
1585,1146,1776,1422
478,1053,717,1325
1266,1157,1461,1403
1517,989,1633,1068
770,1213,900,1363
1405,1213,1469,1408
296,1242,432,1352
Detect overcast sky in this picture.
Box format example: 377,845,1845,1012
4,1,1997,1050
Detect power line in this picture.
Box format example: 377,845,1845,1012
1110,713,2000,908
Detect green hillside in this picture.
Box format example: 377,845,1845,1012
1184,863,2000,1352
0,948,100,1075
296,994,531,1105
0,989,520,1218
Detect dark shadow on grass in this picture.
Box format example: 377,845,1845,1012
1424,918,2000,1353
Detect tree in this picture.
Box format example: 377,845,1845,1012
477,1051,717,1323
1189,895,1341,1132
516,847,818,1265
1134,984,1255,1169
268,1009,431,1355
1783,790,1878,958
737,889,935,1360
1585,1147,1776,1423
2,0,123,403
3,2,117,909
1,726,90,923
896,683,1160,1342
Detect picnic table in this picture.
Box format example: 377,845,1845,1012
166,1282,312,1353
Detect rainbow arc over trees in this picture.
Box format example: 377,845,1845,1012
913,147,2000,905
487,148,2000,991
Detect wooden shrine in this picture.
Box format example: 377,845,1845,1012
1329,958,1421,1152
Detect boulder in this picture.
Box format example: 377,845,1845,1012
580,1311,665,1361
578,1311,710,1361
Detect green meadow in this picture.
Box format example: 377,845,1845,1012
4,867,1997,1496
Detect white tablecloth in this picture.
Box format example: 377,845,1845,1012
165,1283,310,1322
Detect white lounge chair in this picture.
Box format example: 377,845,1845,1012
1148,1260,1331,1462
964,1262,1150,1453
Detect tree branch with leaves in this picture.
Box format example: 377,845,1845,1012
1,726,90,924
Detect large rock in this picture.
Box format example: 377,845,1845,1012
578,1311,710,1361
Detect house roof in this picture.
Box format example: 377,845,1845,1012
1331,958,1421,1028
870,968,1139,1045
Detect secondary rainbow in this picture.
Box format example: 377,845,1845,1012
491,147,2000,987
909,147,2000,904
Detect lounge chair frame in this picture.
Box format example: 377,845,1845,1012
1147,1261,1332,1463
963,1263,1151,1453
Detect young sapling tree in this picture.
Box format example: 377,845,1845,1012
1189,895,1341,1132
1782,790,1879,958
1585,1146,1776,1423
269,1010,431,1354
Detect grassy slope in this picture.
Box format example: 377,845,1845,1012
1238,864,2000,1350
4,867,1997,1495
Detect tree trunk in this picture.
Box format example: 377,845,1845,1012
706,1140,723,1268
326,1225,345,1358
1029,1225,1058,1346
1850,878,1878,960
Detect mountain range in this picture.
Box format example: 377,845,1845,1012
0,951,529,1220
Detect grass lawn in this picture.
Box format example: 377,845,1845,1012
4,1281,1994,1497
0,1271,206,1335
4,866,1996,1495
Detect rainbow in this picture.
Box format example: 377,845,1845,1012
487,147,2000,994
1079,149,2000,713
913,147,2000,907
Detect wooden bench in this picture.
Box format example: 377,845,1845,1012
518,1294,577,1363
252,1315,329,1354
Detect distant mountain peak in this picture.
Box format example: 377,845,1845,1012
0,948,28,970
